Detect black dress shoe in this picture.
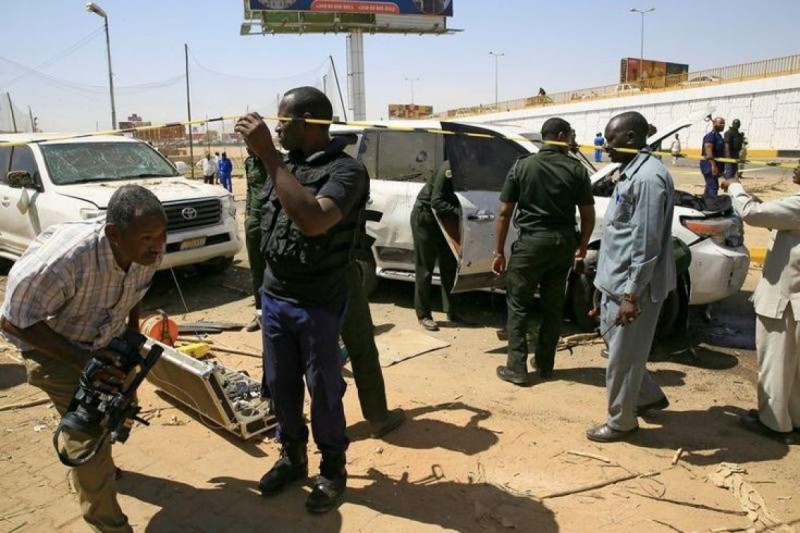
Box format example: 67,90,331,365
447,313,474,326
419,317,439,331
636,396,669,416
740,410,793,442
538,368,553,380
496,365,529,386
586,423,638,443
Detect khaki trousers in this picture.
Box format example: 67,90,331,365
23,350,132,533
756,307,800,433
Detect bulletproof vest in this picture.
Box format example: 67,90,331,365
259,142,367,278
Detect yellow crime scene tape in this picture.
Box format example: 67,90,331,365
1,114,796,170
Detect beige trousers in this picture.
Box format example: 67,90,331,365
756,307,800,433
23,350,132,533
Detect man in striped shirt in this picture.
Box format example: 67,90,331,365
0,184,166,533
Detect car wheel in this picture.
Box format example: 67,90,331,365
355,253,378,297
195,256,234,276
569,271,599,332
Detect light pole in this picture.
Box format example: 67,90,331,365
489,51,504,107
86,2,117,129
404,77,419,104
629,7,655,85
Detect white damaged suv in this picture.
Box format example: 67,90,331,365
333,117,750,332
0,134,241,273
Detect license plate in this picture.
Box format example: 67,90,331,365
180,237,206,251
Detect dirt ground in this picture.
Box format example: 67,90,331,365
0,164,798,533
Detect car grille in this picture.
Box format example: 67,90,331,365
163,199,222,232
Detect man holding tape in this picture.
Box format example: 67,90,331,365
722,168,800,439
587,111,675,443
235,86,368,514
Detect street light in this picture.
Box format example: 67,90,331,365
404,77,419,104
86,2,117,129
629,7,655,85
489,51,504,107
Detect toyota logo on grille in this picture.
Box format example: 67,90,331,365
181,207,198,220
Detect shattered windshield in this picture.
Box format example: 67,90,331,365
40,141,180,185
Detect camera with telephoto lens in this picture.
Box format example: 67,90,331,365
53,330,163,467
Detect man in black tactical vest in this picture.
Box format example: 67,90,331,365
235,87,368,514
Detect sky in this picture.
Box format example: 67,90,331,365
2,0,799,132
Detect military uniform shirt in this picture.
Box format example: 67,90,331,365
244,156,269,219
412,160,459,218
499,144,594,234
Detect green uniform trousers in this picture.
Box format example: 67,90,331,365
22,349,132,533
411,208,459,320
245,215,265,309
341,261,389,422
505,231,576,374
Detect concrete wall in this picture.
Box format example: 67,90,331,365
462,73,800,153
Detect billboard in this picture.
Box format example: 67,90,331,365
388,103,434,119
620,58,689,88
248,0,453,16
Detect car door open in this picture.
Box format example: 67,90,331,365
441,122,530,293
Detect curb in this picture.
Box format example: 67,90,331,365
750,247,767,266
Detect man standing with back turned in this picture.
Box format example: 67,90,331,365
493,117,595,385
235,87,368,514
587,111,675,442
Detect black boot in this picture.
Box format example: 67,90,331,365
306,452,347,514
258,441,308,497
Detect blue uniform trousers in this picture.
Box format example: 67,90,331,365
219,173,232,193
702,171,719,199
260,291,349,454
601,293,666,431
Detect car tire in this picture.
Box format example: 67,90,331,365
569,271,600,332
355,253,379,297
195,256,234,276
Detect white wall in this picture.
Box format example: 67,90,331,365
461,74,800,152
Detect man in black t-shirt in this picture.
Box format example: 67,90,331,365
236,87,367,514
724,119,744,179
492,117,596,386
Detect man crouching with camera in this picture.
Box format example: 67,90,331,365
0,185,166,533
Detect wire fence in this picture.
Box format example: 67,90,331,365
439,53,800,118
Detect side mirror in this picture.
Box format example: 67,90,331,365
7,171,38,190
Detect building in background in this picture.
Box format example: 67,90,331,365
619,58,689,89
388,103,434,119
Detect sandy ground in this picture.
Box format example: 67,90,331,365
0,164,798,533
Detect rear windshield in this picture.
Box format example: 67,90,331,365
40,141,179,185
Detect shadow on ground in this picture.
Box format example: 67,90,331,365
0,361,26,390
118,467,557,532
631,404,795,463
349,402,500,455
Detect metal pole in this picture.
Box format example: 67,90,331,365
404,77,419,104
639,12,644,82
102,16,116,129
329,55,348,122
6,93,18,133
28,106,35,132
185,44,195,179
630,8,655,85
489,51,504,107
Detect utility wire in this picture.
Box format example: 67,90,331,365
2,26,105,88
188,52,329,83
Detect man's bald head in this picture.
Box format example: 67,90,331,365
713,116,726,132
604,111,650,164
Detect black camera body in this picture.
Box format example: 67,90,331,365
54,330,163,466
